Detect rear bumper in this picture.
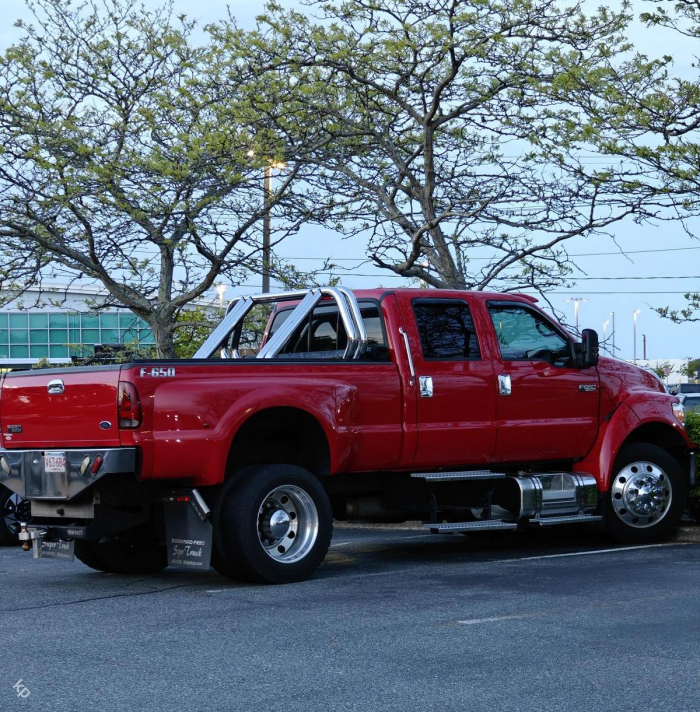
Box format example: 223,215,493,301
0,448,136,500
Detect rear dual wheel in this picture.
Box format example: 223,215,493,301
213,464,333,584
604,443,686,545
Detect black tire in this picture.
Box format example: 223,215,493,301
213,464,333,584
74,540,112,572
0,485,31,546
604,443,687,545
74,538,167,574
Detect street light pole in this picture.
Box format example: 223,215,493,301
262,164,272,294
609,311,615,357
602,320,610,355
215,284,227,313
633,309,641,364
565,297,588,331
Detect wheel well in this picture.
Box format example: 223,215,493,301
226,407,331,477
621,422,689,472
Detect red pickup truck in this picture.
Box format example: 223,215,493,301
0,287,694,583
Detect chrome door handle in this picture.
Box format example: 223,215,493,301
419,376,433,398
398,327,415,386
498,374,512,396
47,379,64,395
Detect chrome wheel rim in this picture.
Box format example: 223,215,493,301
611,461,672,528
257,485,318,564
3,492,31,537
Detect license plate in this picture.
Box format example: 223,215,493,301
44,451,66,473
33,539,75,562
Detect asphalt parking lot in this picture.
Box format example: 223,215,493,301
2,525,700,712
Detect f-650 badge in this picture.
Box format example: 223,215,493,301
579,384,597,392
140,367,176,378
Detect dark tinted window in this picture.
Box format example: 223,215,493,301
268,301,388,360
267,309,291,341
489,304,572,366
413,299,480,360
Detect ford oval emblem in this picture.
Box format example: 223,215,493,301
99,421,112,430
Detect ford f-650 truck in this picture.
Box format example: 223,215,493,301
0,287,694,584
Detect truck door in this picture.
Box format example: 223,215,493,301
485,301,600,462
396,294,498,468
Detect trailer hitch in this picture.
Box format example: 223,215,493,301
18,524,47,551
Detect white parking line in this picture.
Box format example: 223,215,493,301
458,613,541,625
499,542,687,562
330,533,432,548
326,541,691,582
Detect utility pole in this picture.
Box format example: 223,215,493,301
633,310,641,364
643,334,647,360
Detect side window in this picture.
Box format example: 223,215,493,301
412,299,480,360
488,304,573,366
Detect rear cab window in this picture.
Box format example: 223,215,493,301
267,300,389,360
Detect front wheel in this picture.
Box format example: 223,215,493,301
604,443,686,545
213,464,333,584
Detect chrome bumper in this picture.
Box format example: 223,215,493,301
0,448,136,500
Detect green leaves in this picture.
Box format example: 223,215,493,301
240,0,645,292
0,0,320,356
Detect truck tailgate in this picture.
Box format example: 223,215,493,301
0,367,121,448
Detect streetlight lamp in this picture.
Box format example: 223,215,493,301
602,320,610,355
565,297,588,331
609,311,615,357
633,309,641,364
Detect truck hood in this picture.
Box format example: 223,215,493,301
0,366,122,449
597,357,667,403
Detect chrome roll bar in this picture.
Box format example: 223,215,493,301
192,286,369,360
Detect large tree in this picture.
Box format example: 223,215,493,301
233,0,656,292
639,0,700,324
548,0,700,320
0,0,317,357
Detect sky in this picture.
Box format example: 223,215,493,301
1,0,699,362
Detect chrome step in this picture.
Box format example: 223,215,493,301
423,520,518,533
411,470,506,482
528,514,603,527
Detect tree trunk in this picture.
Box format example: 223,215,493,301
149,319,176,359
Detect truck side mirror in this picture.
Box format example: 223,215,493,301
581,329,599,368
